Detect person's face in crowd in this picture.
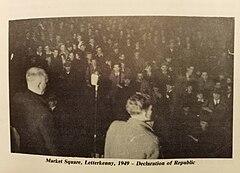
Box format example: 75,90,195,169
87,23,91,28
201,72,208,80
75,53,80,60
154,30,159,36
168,67,174,72
119,54,125,60
186,43,191,49
86,53,92,60
213,92,220,100
56,35,61,42
96,47,102,54
187,66,194,75
59,22,64,29
120,30,124,36
113,48,119,54
70,23,74,30
227,77,232,84
30,57,37,63
106,26,111,31
137,73,143,81
60,44,66,52
67,46,73,52
26,32,30,39
88,28,92,36
106,60,112,67
153,87,160,94
109,33,114,39
40,32,45,41
46,56,51,63
166,84,173,92
60,54,66,61
219,74,225,81
98,23,102,30
118,23,123,30
126,39,131,45
215,82,221,89
135,42,140,48
185,36,190,43
45,45,50,52
113,43,118,48
95,29,99,35
91,59,97,67
227,85,232,93
65,66,71,73
53,50,58,57
176,36,181,43
147,33,152,40
165,57,172,63
72,44,77,50
107,39,112,45
145,64,152,71
197,93,204,99
161,65,168,73
37,46,43,52
134,52,140,58
48,100,57,109
197,31,202,39
113,64,120,73
183,106,190,113
80,26,85,33
120,62,125,68
124,78,131,86
196,71,201,77
142,33,147,41
200,121,208,131
186,85,193,93
169,42,174,49
68,52,75,61
102,35,107,42
80,44,86,51
73,33,77,39
32,32,37,41
49,33,53,40
77,35,82,41
161,36,166,43
27,47,34,56
89,38,95,45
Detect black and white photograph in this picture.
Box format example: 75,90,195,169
9,16,234,159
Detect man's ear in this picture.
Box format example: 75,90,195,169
144,107,152,120
37,81,42,89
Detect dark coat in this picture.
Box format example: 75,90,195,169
10,89,57,155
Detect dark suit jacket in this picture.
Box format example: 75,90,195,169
203,98,227,127
10,89,57,155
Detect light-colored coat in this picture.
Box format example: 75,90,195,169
104,118,159,159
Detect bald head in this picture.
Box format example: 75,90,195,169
26,67,48,95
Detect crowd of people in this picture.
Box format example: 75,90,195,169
9,16,234,158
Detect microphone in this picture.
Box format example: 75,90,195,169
91,73,99,86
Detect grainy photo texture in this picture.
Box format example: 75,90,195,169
9,16,234,159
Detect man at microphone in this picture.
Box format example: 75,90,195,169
104,93,160,159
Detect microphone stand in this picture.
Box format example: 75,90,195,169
93,84,98,157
